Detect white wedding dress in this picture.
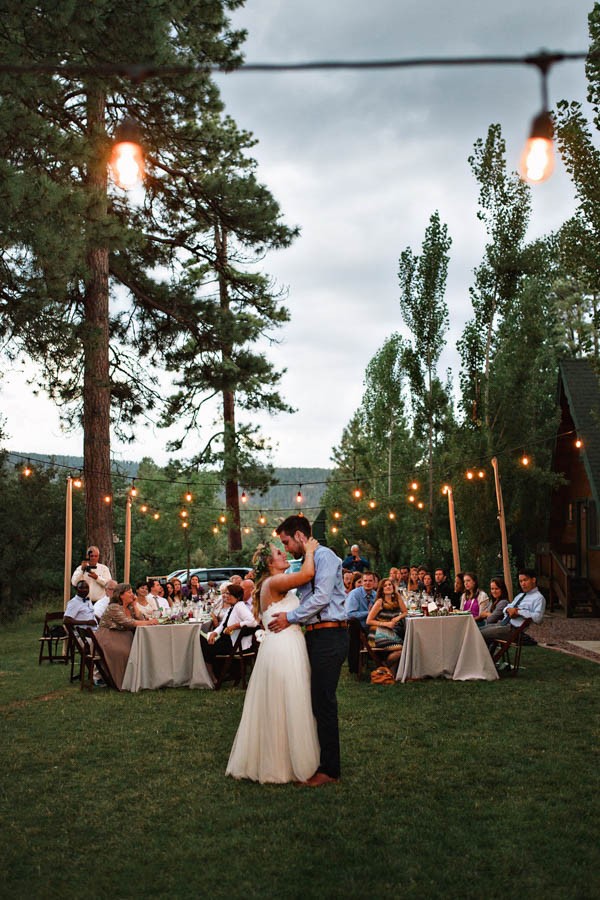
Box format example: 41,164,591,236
226,591,320,783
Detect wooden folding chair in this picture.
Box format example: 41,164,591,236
357,630,392,680
67,626,116,691
214,626,259,691
492,618,532,676
38,612,69,664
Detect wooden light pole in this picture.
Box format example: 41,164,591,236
445,485,461,577
491,457,514,601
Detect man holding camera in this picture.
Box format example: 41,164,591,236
71,545,112,603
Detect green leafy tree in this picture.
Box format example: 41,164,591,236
398,210,453,561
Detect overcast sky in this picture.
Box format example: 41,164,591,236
2,0,596,469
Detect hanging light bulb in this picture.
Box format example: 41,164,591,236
22,461,32,477
368,498,377,509
296,486,303,504
442,485,450,495
182,521,189,529
410,481,418,491
360,518,368,527
258,512,267,526
140,504,148,513
353,487,362,500
388,511,396,520
271,529,278,538
333,511,341,520
521,455,530,467
331,526,338,534
212,524,219,534
185,488,193,503
130,480,137,497
104,494,112,504
478,470,485,479
241,490,248,504
153,512,160,520
466,471,474,480
243,526,251,535
73,473,83,489
110,116,144,189
519,57,555,185
219,513,227,524
408,495,415,503
180,509,188,518
575,438,583,449
417,501,424,510
520,110,554,184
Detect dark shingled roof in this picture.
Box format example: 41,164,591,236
559,359,600,508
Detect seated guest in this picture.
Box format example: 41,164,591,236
343,570,354,594
93,580,117,622
342,544,370,573
229,574,243,586
170,577,185,605
417,566,427,590
134,587,159,620
433,567,457,607
97,583,158,689
422,572,434,598
147,579,170,614
408,566,420,592
454,572,465,603
398,565,410,590
481,569,545,649
185,574,204,603
479,577,510,625
350,572,363,591
64,581,97,629
165,581,175,604
241,579,254,610
201,583,257,685
388,567,401,588
366,577,407,674
460,573,490,624
346,571,377,674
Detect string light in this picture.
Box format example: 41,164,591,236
243,526,251,535
410,481,418,491
212,524,219,534
331,526,338,534
353,487,362,499
130,480,138,497
153,512,160,520
368,498,377,509
296,486,303,504
360,518,368,527
408,495,415,503
417,501,424,510
466,471,474,480
333,511,341,520
575,438,583,449
104,494,112,504
258,512,267,525
219,513,227,524
110,116,144,189
271,530,278,538
140,504,148,513
22,461,32,477
182,521,189,529
241,490,248,503
388,511,396,520
478,470,485,479
180,509,188,518
521,455,530,466
73,473,83,488
185,488,193,502
442,485,450,495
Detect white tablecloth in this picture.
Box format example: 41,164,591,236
122,623,213,692
396,614,498,682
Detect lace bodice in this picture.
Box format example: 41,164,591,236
260,591,299,631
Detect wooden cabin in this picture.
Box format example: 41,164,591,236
538,359,600,616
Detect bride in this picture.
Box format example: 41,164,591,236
225,538,320,784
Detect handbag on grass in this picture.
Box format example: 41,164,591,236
371,666,395,685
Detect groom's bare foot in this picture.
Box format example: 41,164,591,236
296,771,340,787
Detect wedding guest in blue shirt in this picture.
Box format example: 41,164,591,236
346,572,377,674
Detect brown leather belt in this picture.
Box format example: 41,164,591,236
305,621,347,632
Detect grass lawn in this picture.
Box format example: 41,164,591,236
1,612,599,899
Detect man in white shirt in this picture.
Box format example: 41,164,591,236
64,581,97,629
481,569,545,647
71,546,112,603
148,579,170,614
93,580,117,621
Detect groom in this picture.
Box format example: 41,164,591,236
269,515,348,786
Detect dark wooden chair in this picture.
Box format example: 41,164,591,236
214,626,259,691
492,618,533,676
66,625,116,691
357,630,392,680
38,612,69,665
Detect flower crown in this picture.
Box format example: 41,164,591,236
252,542,274,581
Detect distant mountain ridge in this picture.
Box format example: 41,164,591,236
14,454,331,509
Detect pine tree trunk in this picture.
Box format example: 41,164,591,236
216,224,242,553
83,89,114,573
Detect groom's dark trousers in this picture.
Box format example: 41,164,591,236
305,628,349,779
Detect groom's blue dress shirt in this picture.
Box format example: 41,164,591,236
286,545,347,626
346,586,376,629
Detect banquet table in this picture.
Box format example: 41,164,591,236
396,613,498,682
121,623,214,692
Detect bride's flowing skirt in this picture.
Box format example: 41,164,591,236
226,625,319,784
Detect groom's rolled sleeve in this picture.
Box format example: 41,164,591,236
286,550,344,625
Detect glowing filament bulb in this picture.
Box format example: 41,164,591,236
180,509,188,518
182,521,189,529
219,514,226,524
331,526,338,534
23,464,32,477
353,487,362,499
296,489,303,504
241,491,248,503
466,471,474,480
360,518,367,527
153,512,160,520
521,455,530,467
417,502,424,510
258,513,266,525
478,470,485,479
408,495,415,503
333,511,341,520
575,439,583,449
73,476,82,488
140,504,148,513
185,490,193,502
388,511,396,520
104,495,112,504
368,499,377,509
411,482,418,491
